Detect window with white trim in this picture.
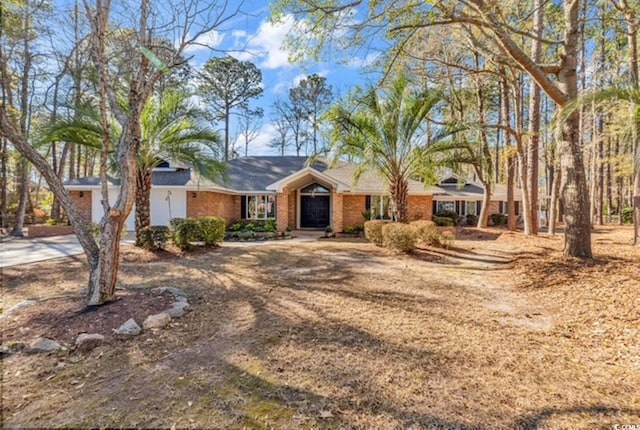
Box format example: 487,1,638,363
369,195,395,221
243,195,276,220
465,201,478,216
436,201,455,213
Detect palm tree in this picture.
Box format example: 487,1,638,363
327,76,457,223
48,89,224,245
565,85,640,245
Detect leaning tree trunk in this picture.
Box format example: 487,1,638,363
135,169,152,246
549,165,561,236
390,176,409,223
477,180,491,228
10,160,29,237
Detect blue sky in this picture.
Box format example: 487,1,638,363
48,0,383,156
179,0,383,156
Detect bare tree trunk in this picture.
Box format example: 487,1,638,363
556,1,592,257
500,74,517,231
0,137,7,229
549,164,561,236
10,160,28,236
606,136,613,223
513,76,532,234
527,0,543,235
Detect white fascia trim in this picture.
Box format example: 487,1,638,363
343,189,434,196
266,167,350,193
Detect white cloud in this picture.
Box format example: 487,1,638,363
183,30,225,54
229,15,303,70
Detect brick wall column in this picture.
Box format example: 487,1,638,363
276,191,289,232
332,191,344,233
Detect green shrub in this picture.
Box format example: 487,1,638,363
382,223,416,253
173,218,201,250
169,218,185,237
489,213,507,226
410,220,439,246
46,218,59,226
621,207,633,224
364,220,386,246
435,209,459,224
264,219,277,232
140,225,169,251
432,216,455,227
198,216,226,246
229,220,246,232
465,214,478,226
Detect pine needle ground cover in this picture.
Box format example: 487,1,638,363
2,226,638,428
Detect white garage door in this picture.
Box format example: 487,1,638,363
91,189,136,231
150,189,186,226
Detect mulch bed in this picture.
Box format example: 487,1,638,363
1,289,174,345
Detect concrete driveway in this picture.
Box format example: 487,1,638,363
0,231,322,268
0,233,137,268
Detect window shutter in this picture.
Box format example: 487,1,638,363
365,195,371,210
241,196,246,219
477,200,482,214
432,200,437,215
455,201,461,215
515,201,520,216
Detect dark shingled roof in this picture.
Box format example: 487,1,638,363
63,169,192,187
219,156,328,191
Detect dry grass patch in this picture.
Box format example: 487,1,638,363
1,227,639,428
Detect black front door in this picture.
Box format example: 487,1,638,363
300,195,330,228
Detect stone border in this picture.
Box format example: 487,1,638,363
1,287,192,356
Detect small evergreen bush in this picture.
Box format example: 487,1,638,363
435,209,459,224
621,207,633,224
432,216,455,227
489,213,507,226
173,218,201,250
198,216,226,246
140,225,169,251
264,219,277,232
411,220,439,246
382,223,416,253
364,220,386,246
465,214,478,226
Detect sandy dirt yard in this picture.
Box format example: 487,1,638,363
1,226,639,429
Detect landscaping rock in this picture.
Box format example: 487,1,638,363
116,318,142,336
143,312,171,330
75,333,104,353
165,301,190,318
1,300,37,318
174,295,188,303
25,338,62,354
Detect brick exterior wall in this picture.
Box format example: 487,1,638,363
342,195,366,229
287,190,296,229
332,191,344,233
276,192,289,232
488,200,502,215
408,195,433,221
69,190,92,223
187,191,239,224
